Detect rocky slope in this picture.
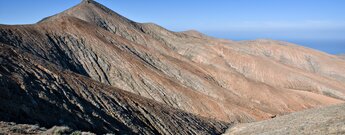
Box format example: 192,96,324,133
223,103,345,135
0,43,228,134
0,0,345,134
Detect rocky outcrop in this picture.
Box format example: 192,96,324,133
223,103,345,135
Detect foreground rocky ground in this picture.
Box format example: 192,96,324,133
224,103,345,135
0,121,94,135
2,103,344,135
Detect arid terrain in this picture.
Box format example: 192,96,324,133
224,103,345,135
0,0,344,134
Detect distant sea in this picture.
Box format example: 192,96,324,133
204,31,345,55
284,39,345,55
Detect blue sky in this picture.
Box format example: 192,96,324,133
0,0,344,54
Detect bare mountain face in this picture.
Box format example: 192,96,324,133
0,44,228,134
0,0,344,134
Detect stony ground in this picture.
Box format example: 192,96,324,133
224,103,345,135
0,121,94,135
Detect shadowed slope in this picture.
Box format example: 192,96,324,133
0,43,228,134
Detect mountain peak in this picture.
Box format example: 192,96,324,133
81,0,94,4
39,0,133,25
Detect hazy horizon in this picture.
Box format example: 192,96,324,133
204,30,345,54
1,0,344,54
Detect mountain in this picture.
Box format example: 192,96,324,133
0,0,344,134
